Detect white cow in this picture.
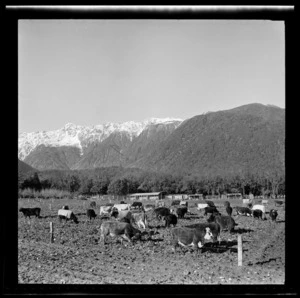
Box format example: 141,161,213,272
112,203,131,212
99,206,113,216
197,203,208,211
252,204,266,215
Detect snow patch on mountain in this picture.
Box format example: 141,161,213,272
18,118,183,160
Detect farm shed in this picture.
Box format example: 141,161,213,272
165,194,189,200
188,194,203,200
226,193,243,199
128,192,165,201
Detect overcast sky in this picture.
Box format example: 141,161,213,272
19,20,285,133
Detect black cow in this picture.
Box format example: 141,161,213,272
252,209,263,220
205,200,215,207
19,207,41,218
131,201,143,210
235,206,252,217
171,226,214,252
164,214,178,228
171,200,180,206
87,209,97,220
223,201,230,207
89,201,96,209
225,205,233,217
269,209,278,222
204,206,220,216
207,214,237,233
175,206,188,219
153,207,170,220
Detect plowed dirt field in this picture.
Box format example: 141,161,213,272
18,199,285,284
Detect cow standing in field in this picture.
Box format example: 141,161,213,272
205,200,215,207
164,214,178,228
112,203,131,213
204,206,220,216
171,226,213,253
99,206,113,216
131,201,143,210
153,207,170,221
99,221,141,245
207,213,237,233
234,206,252,217
58,209,79,224
19,207,41,219
185,222,221,245
252,209,263,220
252,204,266,219
171,206,188,219
269,209,278,222
87,209,97,220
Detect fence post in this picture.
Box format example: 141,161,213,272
238,234,242,266
49,204,52,211
50,222,54,243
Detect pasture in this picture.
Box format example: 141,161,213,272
18,196,285,284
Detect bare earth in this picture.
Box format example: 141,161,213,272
18,200,285,284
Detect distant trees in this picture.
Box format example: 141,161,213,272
18,167,285,197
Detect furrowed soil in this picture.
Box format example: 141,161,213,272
18,198,285,284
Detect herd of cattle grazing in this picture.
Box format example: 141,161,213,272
19,198,280,253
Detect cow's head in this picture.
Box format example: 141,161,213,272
204,227,213,240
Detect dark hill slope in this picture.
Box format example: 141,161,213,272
24,145,81,171
18,159,37,175
130,104,285,178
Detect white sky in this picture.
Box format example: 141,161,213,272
19,19,285,133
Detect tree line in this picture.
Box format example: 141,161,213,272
18,166,285,198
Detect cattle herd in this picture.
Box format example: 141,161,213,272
19,198,280,254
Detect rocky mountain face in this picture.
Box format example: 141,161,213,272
18,103,285,178
19,118,183,171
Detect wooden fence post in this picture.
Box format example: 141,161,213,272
50,222,54,243
238,234,242,266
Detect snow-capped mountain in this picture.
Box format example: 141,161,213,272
18,118,183,165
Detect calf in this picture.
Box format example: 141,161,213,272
19,207,41,218
57,209,79,224
87,209,97,220
234,206,252,217
171,226,213,253
164,214,178,228
153,207,170,221
269,209,278,222
252,209,263,220
204,206,220,216
62,205,69,210
207,214,237,233
99,221,141,245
